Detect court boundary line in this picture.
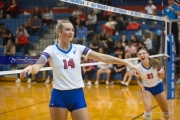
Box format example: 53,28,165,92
0,100,49,115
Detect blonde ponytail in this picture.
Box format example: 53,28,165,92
148,57,161,69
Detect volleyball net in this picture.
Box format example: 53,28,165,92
0,0,178,99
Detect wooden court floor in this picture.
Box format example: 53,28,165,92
0,82,180,120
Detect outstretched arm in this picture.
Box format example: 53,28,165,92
87,50,140,75
20,56,47,78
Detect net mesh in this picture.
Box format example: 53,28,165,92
0,0,177,83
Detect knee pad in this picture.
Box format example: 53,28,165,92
163,110,170,119
143,111,152,120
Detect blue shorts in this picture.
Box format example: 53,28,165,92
49,88,87,112
144,82,164,96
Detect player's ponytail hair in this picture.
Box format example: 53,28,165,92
55,20,71,43
137,48,161,69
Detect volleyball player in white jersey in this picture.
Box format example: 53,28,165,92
136,48,169,120
20,20,140,120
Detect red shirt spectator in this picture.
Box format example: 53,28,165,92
8,3,18,12
0,1,4,10
17,31,30,45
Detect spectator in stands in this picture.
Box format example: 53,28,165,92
6,0,18,18
0,0,5,18
42,7,54,29
144,0,157,15
74,17,81,30
110,54,126,84
16,24,29,37
137,41,146,52
24,17,32,35
87,19,96,37
142,0,157,24
31,15,42,35
102,16,117,35
4,39,15,56
145,21,158,41
87,10,97,25
2,27,14,45
81,57,95,86
115,14,127,35
90,34,100,52
44,70,53,84
130,34,139,48
125,41,137,58
164,0,180,56
16,30,30,55
0,23,5,37
142,34,152,54
94,47,112,85
44,62,53,84
102,34,115,54
74,22,87,45
32,7,42,20
99,28,108,43
114,41,125,57
78,9,87,26
119,34,128,47
69,6,80,25
121,54,138,86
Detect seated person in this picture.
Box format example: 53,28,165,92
74,22,87,45
94,47,112,85
44,70,53,84
42,7,54,29
4,39,15,56
89,34,100,52
81,57,95,86
102,16,117,35
121,54,138,86
31,15,42,35
110,54,126,84
5,0,18,18
16,30,30,55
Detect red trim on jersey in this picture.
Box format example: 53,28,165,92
82,47,89,55
42,52,50,59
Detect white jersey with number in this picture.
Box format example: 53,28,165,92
41,44,91,90
136,62,162,87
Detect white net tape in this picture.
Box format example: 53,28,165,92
0,54,168,75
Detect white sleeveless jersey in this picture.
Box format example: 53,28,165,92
41,44,91,90
136,62,162,87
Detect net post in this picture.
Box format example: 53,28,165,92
166,35,175,99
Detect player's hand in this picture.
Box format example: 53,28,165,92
20,65,32,78
128,64,140,76
158,66,165,74
141,87,145,92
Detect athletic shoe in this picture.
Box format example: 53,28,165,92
124,82,129,86
86,81,92,86
44,79,51,84
15,78,21,83
106,81,109,85
27,78,31,84
120,81,125,85
94,81,99,85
